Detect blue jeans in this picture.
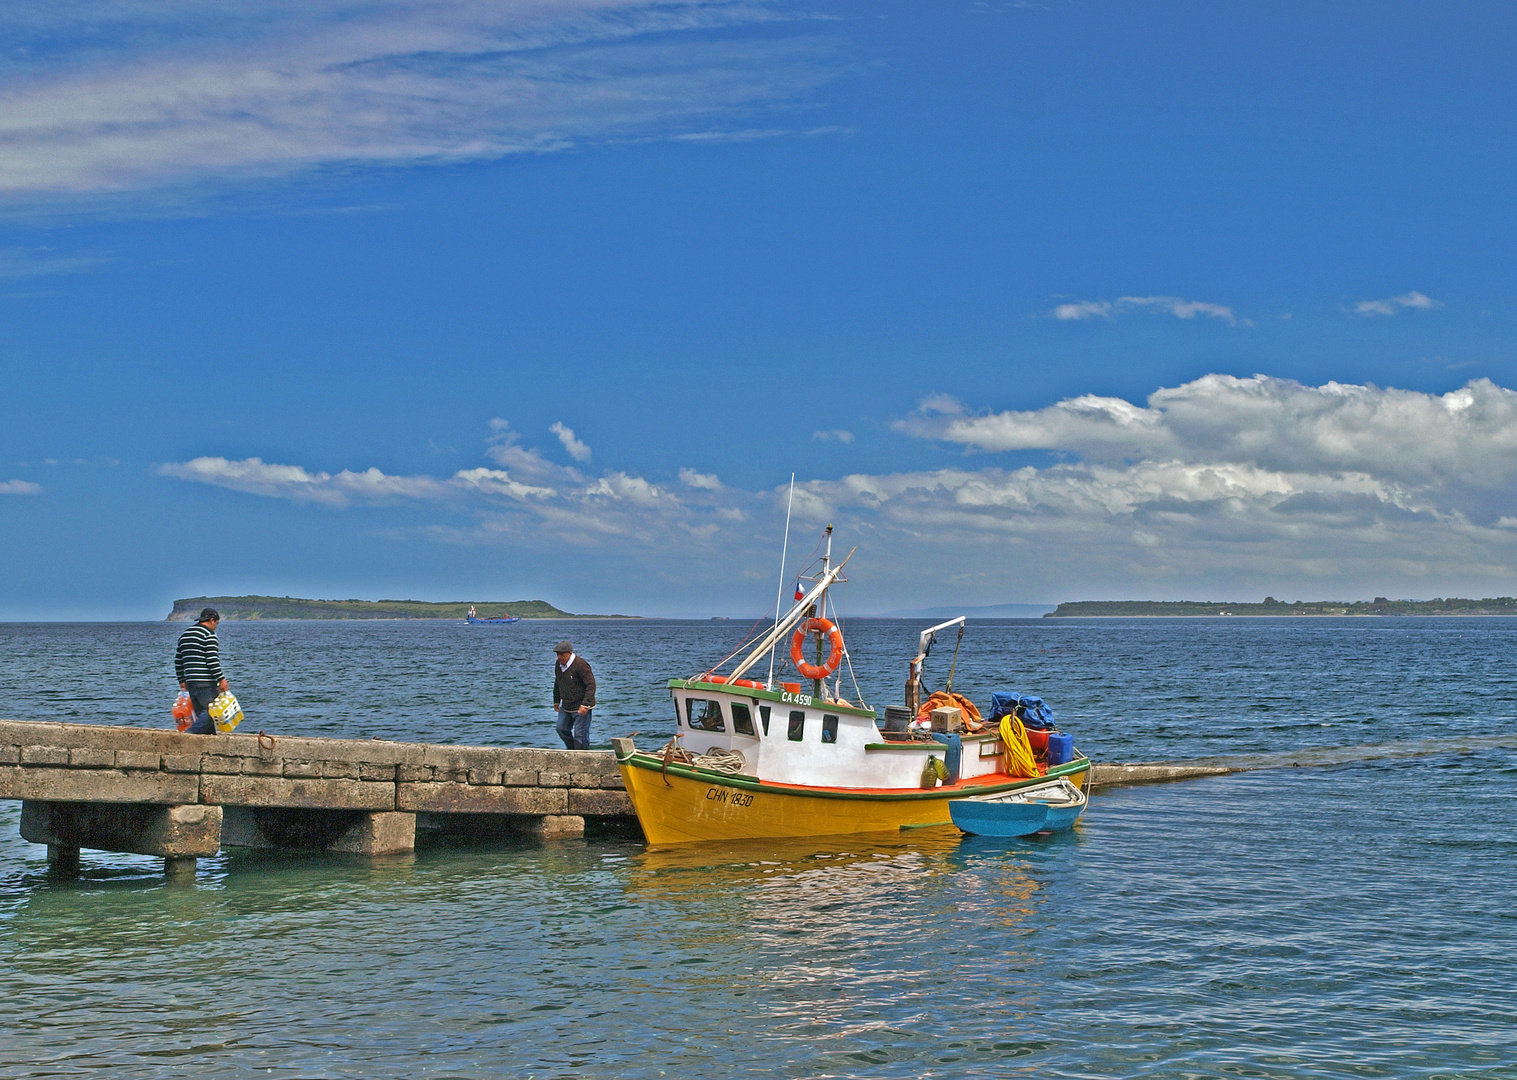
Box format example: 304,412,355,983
556,707,592,750
185,684,219,735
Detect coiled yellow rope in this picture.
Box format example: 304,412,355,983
1000,714,1039,778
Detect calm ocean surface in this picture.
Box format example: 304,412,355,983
2,617,1515,1078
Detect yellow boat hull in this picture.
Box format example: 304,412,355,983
617,753,1092,846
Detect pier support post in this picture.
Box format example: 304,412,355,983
21,801,221,864
46,843,80,877
164,856,198,879
526,814,585,840
221,806,415,854
329,811,416,855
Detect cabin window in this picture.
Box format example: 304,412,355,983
787,710,806,741
758,705,771,736
731,703,756,737
685,698,726,732
821,714,839,744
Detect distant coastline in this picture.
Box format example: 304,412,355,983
165,595,636,621
1044,597,1517,618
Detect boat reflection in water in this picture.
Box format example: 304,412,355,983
621,830,1055,1029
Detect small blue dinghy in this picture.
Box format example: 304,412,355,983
949,777,1088,837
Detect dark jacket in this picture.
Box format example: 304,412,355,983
553,655,596,711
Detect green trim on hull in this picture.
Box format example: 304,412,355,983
669,678,878,718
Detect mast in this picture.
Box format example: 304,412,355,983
812,525,834,698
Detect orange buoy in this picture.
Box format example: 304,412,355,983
790,617,844,680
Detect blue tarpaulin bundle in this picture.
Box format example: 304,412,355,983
988,692,1056,730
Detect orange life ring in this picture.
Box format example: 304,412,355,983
790,617,844,680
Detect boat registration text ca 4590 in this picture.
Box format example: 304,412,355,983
706,787,755,807
780,690,813,706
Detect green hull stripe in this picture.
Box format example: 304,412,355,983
620,752,1090,802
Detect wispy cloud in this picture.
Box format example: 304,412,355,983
550,421,592,463
161,421,753,548
1353,291,1443,316
0,479,42,495
1051,295,1240,326
0,246,112,279
811,428,854,443
157,457,455,507
0,0,840,210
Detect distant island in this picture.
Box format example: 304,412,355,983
1044,597,1517,618
166,596,633,621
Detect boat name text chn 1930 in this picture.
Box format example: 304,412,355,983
705,787,754,807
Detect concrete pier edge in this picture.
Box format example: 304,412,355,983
2,719,1256,873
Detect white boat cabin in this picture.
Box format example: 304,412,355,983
668,678,1007,790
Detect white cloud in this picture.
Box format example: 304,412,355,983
486,419,582,484
159,376,1517,602
1052,295,1239,326
550,421,592,462
0,0,839,207
1354,291,1443,316
811,429,854,443
679,467,721,489
867,374,1517,596
0,479,42,495
157,456,453,506
897,375,1517,504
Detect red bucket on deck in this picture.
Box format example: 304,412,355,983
782,682,802,693
1023,726,1051,753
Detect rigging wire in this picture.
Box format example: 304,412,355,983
767,474,796,689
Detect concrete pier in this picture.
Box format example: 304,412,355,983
1,718,1251,874
1,719,631,873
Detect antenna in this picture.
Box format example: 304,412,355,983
766,473,796,690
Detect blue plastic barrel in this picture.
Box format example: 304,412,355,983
1046,732,1074,765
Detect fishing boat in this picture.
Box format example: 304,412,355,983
612,526,1091,845
948,777,1088,837
466,606,520,625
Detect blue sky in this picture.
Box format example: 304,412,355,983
4,0,1517,619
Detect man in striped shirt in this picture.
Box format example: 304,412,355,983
175,608,230,735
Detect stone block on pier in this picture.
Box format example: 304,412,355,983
114,750,161,771
0,765,199,804
568,788,635,816
396,781,568,815
20,746,69,766
200,774,396,811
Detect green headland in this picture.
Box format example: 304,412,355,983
166,596,632,621
1044,597,1517,617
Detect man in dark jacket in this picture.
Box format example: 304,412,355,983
175,608,230,735
552,640,596,750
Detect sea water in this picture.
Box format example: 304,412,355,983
1,617,1514,1078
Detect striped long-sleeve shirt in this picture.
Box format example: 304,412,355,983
174,624,225,686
